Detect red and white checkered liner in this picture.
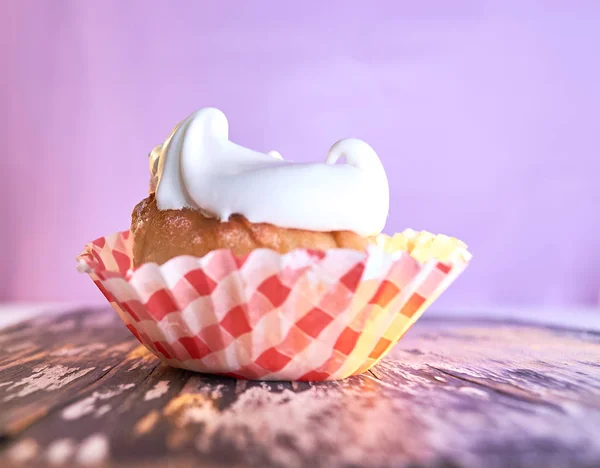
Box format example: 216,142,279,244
77,231,469,381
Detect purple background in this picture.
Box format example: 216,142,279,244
2,1,599,308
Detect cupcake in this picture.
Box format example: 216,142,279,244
132,108,387,265
78,108,470,381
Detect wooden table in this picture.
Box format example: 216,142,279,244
0,307,598,468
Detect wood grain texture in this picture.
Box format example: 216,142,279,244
0,309,137,438
0,308,598,468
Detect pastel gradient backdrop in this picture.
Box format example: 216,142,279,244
2,1,599,308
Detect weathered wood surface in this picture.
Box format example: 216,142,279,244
0,308,598,468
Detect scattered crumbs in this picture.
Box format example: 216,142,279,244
75,434,109,466
62,384,135,420
144,380,170,401
134,410,160,436
46,439,76,465
8,438,39,463
4,365,96,401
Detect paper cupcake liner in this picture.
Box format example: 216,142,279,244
77,230,470,381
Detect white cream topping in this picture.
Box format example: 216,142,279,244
153,108,389,236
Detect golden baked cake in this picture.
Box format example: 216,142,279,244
131,194,374,266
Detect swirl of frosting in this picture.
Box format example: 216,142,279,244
154,108,389,236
